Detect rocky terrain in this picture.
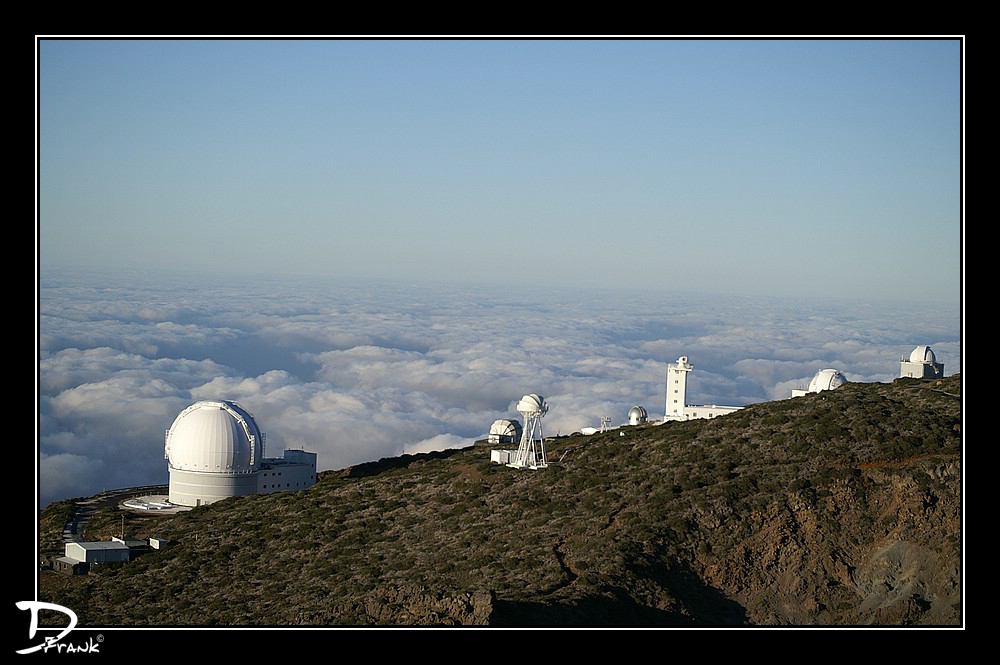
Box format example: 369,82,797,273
37,374,962,626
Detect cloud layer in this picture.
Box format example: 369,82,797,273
38,267,961,507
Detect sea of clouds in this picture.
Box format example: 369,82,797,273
37,267,961,507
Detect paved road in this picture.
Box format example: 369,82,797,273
61,485,168,543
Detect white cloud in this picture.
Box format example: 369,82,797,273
40,452,106,502
37,268,961,506
404,433,477,456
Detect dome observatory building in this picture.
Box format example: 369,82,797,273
165,400,317,507
900,345,945,379
791,369,849,397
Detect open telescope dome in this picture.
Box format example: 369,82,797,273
516,394,548,415
490,419,523,439
909,345,937,364
807,369,848,393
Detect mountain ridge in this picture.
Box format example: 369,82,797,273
38,374,962,626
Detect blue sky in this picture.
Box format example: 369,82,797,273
38,38,962,302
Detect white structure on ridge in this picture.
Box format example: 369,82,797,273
510,393,549,469
628,406,648,425
165,400,317,507
900,345,944,379
791,369,848,397
488,419,523,445
663,356,742,422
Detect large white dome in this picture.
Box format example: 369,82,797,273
807,369,848,393
909,345,937,364
165,400,262,474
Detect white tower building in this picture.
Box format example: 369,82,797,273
900,345,944,379
664,356,693,420
663,356,743,421
510,394,548,469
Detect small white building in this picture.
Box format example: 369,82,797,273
900,345,945,379
258,449,318,495
56,537,166,574
490,449,516,464
791,369,848,397
663,356,742,422
64,541,131,566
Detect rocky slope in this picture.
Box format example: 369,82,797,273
38,375,962,626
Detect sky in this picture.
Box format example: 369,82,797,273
38,38,962,301
35,38,963,508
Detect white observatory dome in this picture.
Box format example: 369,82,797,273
807,369,848,393
517,394,547,415
909,345,937,364
165,400,262,473
628,406,648,425
490,418,521,438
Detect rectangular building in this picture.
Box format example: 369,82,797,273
65,541,131,566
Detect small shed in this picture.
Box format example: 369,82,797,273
65,541,131,566
490,449,516,465
53,556,88,575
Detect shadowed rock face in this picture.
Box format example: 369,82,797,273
39,375,961,627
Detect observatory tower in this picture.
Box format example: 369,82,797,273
510,394,548,469
663,355,743,421
664,356,693,420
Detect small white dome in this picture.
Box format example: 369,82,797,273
808,369,848,393
165,400,262,474
516,394,547,415
628,406,648,425
909,345,936,364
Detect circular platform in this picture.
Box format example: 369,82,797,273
120,494,192,513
